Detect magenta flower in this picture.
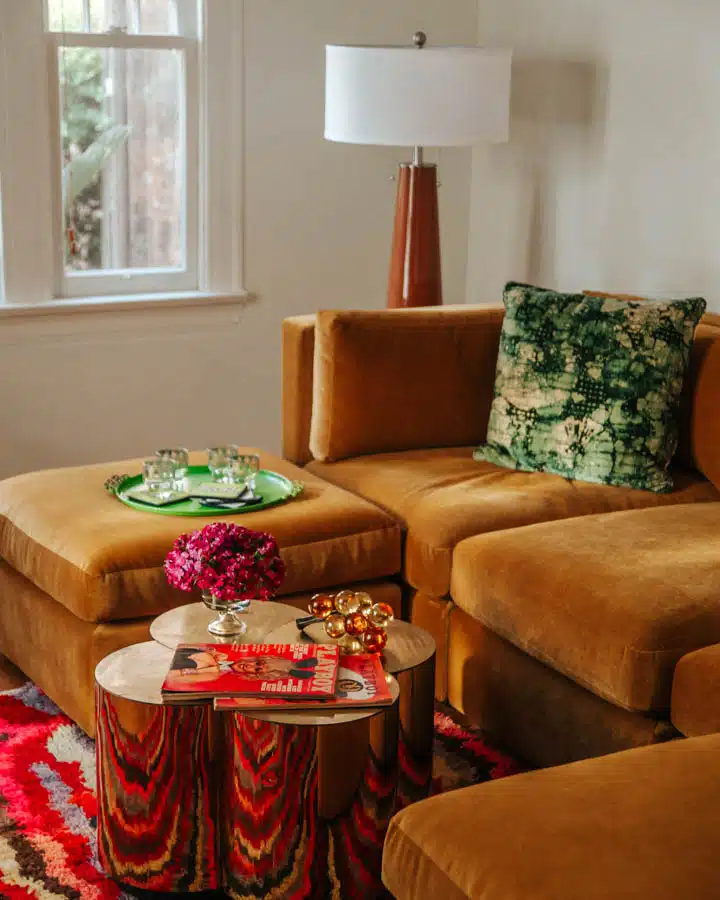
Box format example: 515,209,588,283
164,522,285,602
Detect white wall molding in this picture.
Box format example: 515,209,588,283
0,293,255,346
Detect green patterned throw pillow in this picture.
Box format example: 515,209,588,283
474,282,706,492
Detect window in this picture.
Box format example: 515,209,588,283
0,0,243,306
47,0,199,296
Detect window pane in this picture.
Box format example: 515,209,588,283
59,46,185,272
48,0,181,35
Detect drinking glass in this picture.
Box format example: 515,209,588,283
236,453,261,492
142,457,175,499
155,447,189,489
207,445,239,482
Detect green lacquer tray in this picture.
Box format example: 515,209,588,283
112,466,303,516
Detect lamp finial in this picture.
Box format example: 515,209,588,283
412,31,427,49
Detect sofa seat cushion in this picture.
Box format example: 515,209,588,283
0,450,401,624
451,503,720,712
382,734,720,900
671,644,720,738
307,448,720,598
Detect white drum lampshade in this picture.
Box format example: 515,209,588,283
324,38,512,309
325,44,512,148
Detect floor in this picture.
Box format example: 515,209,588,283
0,654,27,690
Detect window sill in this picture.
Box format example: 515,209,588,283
0,290,254,320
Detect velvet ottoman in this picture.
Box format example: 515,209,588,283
0,449,402,735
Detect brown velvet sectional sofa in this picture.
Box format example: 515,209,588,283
285,303,720,897
0,302,717,896
283,304,720,769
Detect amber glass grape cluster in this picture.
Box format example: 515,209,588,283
309,590,394,655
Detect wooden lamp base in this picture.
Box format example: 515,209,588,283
388,163,442,308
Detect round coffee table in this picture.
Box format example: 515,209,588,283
95,609,409,898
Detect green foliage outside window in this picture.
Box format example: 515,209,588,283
60,47,130,270
61,46,106,268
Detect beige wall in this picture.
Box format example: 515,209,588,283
468,0,720,311
1,0,477,479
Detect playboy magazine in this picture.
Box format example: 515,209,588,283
213,653,393,711
161,642,339,702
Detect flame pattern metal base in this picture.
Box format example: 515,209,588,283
220,708,399,899
95,642,435,898
95,687,219,892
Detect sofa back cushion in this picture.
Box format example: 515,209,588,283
309,307,504,463
684,316,720,488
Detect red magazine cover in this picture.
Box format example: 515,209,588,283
161,642,339,701
213,653,394,711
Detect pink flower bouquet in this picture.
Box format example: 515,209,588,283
164,522,285,602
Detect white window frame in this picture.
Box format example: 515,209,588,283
0,0,244,308
47,3,199,298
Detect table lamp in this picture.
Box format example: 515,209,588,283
325,33,512,308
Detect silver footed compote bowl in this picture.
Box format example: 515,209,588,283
200,590,251,636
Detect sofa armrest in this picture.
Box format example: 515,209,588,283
671,643,720,737
309,305,504,463
282,314,317,466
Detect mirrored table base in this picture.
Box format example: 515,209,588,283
95,641,434,898
96,688,219,892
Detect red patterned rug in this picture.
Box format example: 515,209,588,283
0,683,524,899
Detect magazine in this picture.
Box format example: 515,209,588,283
213,653,394,712
161,642,339,702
